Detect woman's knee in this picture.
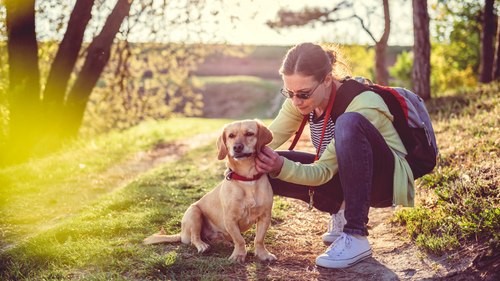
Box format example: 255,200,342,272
335,112,370,143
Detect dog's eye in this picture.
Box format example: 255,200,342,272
245,132,255,137
228,133,235,138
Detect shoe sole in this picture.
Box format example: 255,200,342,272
323,240,334,246
316,249,373,268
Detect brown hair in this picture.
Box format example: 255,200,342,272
279,42,352,82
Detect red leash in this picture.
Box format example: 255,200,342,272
288,82,338,209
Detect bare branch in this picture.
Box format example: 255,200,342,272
352,15,377,43
267,1,352,29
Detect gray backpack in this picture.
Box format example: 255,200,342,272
352,77,438,179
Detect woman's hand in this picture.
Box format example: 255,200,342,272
256,146,284,174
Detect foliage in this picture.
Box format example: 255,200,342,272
391,82,500,256
0,127,287,280
342,44,375,81
389,50,412,89
430,43,478,94
389,42,479,96
389,1,484,95
81,42,219,136
431,0,482,74
429,0,483,92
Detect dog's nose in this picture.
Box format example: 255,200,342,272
233,143,244,153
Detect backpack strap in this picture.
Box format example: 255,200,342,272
288,79,365,150
366,85,417,152
329,79,370,122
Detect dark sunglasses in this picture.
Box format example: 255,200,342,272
280,78,325,100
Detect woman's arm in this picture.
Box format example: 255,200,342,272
258,91,400,186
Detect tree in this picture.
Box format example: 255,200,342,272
41,0,95,137
479,0,496,83
267,0,391,86
5,0,41,161
60,0,132,138
412,0,431,101
493,14,500,80
2,0,222,165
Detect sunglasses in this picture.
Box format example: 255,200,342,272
280,78,325,100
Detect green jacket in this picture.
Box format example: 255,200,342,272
268,90,415,207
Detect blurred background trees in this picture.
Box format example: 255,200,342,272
392,0,497,95
0,0,498,166
0,0,222,165
266,0,392,86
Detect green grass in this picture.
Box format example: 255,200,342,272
0,137,288,280
390,82,500,256
0,118,231,248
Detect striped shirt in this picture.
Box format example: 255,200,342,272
309,111,335,157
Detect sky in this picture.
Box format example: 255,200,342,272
35,0,415,47
210,0,414,46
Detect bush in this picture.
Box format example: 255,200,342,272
389,50,413,90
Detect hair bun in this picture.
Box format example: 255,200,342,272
325,49,336,65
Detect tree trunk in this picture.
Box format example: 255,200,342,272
5,0,40,162
479,0,495,83
412,0,431,101
374,0,390,86
61,0,133,138
492,4,500,81
375,41,389,86
42,0,95,136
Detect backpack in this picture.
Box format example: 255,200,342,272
289,77,439,179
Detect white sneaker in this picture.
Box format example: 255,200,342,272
316,233,372,268
322,209,346,245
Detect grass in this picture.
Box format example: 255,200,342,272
390,82,500,256
0,118,231,248
0,134,288,280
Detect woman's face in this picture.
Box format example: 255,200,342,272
282,74,330,116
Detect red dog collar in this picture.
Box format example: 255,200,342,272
226,169,263,181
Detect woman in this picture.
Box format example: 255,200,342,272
255,42,415,269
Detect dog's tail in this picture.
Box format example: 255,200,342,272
143,227,182,245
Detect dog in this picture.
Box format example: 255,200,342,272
143,119,276,262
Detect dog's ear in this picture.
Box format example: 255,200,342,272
255,119,273,150
216,129,228,160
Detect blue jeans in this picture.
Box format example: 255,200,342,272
270,112,395,236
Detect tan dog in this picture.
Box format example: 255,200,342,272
143,119,276,262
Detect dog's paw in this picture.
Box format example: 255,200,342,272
256,250,277,262
228,251,246,263
194,241,211,254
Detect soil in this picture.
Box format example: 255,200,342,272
120,127,499,280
